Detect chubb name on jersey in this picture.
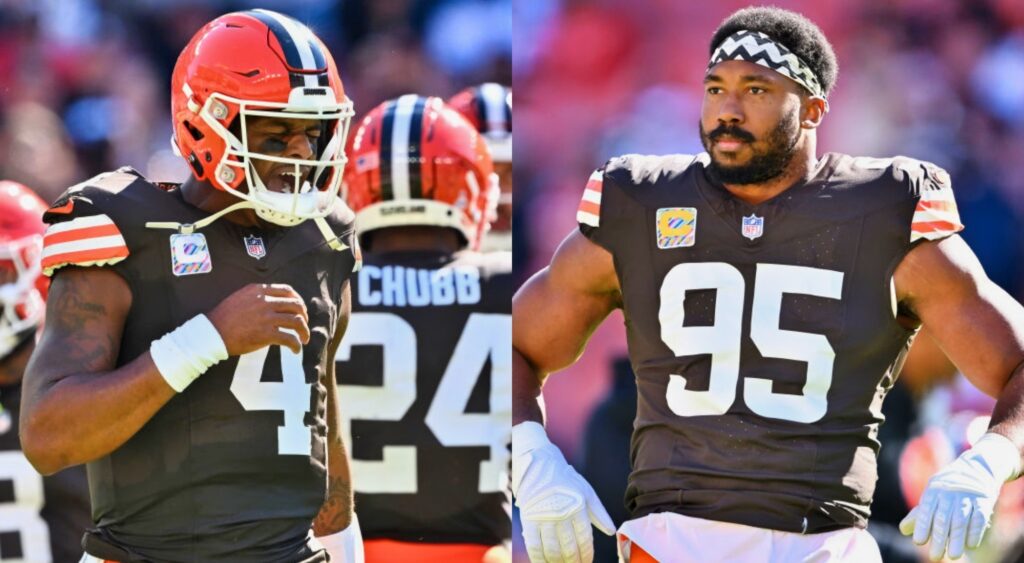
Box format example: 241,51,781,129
357,264,481,307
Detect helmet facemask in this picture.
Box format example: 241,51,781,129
0,235,43,361
196,88,354,227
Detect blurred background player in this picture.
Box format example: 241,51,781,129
449,83,513,252
336,95,512,563
0,180,90,563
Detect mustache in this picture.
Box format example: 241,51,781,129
707,125,756,143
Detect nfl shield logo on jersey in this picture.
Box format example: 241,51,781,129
244,235,267,259
741,214,764,240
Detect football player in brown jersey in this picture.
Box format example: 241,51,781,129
338,94,510,562
0,180,91,562
512,6,1024,563
18,10,361,561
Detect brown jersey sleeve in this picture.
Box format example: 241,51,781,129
40,170,142,276
575,155,642,251
905,161,963,243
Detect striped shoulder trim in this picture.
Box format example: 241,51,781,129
910,186,963,243
576,170,603,227
41,214,129,276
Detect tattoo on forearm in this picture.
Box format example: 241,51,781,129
312,476,353,536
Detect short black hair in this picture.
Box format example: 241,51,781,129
709,6,838,96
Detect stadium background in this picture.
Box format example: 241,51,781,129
0,0,511,203
514,0,1024,562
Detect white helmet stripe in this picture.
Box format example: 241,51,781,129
479,83,509,133
389,94,420,201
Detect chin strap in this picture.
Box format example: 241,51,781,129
145,201,255,234
313,216,348,251
146,201,349,252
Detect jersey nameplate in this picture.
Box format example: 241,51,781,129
357,265,481,307
170,233,213,276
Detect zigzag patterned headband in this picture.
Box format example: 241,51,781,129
708,30,826,100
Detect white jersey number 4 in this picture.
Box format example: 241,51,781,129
230,338,313,456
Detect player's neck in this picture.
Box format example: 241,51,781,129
180,177,262,227
721,146,818,207
368,227,462,255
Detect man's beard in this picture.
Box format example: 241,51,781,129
700,109,800,185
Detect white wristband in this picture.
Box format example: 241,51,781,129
150,314,229,392
972,432,1022,482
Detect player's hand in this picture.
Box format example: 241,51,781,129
512,421,615,563
207,283,310,355
899,432,1021,561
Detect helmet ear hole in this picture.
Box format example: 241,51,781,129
187,152,205,177
183,120,204,141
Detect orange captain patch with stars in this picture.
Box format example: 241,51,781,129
656,207,696,249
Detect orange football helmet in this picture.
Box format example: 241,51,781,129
447,83,511,162
448,84,512,250
343,95,499,250
0,181,48,360
171,9,354,226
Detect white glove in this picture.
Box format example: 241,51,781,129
512,421,615,563
318,512,363,563
899,432,1021,561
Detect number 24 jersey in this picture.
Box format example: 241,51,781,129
336,249,512,546
577,153,963,534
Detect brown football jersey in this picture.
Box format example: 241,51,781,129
336,249,512,545
40,168,359,562
575,153,963,533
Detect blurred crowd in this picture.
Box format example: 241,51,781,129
0,0,511,204
515,0,1024,561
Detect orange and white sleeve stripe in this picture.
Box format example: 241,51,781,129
41,214,129,276
910,187,964,243
576,170,603,228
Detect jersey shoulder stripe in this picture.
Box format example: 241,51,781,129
41,213,129,276
576,170,603,227
909,167,963,243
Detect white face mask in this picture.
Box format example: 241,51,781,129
197,89,354,226
0,235,43,361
